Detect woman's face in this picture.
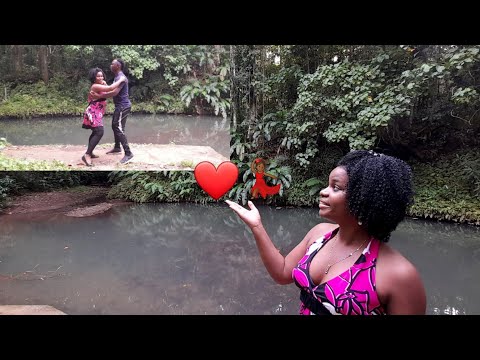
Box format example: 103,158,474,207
318,166,350,221
95,71,104,84
256,162,265,172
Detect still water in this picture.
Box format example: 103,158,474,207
0,114,230,158
0,203,478,314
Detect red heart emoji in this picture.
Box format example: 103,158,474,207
194,161,238,200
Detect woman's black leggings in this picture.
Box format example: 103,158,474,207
86,126,104,155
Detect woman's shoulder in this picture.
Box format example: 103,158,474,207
305,222,338,247
378,244,418,273
312,222,338,233
377,244,424,290
376,243,426,314
90,83,106,91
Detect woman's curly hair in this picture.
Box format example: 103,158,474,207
337,150,414,242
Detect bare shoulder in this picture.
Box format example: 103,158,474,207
304,222,338,247
90,83,101,92
376,243,427,314
377,244,419,277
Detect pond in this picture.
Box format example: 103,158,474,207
0,114,230,158
0,203,478,315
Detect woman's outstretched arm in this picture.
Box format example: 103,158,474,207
225,200,329,284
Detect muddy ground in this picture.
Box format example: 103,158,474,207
0,186,124,314
0,186,128,219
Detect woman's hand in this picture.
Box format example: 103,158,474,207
225,200,262,229
90,90,99,97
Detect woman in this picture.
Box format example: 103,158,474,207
81,67,126,167
226,150,426,315
250,158,281,199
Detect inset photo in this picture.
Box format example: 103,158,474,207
0,45,231,171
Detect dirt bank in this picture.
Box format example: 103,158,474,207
0,186,129,218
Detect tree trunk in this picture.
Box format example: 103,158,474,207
247,45,257,136
38,45,49,84
230,45,237,130
11,45,24,74
214,45,222,67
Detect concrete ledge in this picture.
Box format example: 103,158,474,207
0,305,66,315
1,144,229,171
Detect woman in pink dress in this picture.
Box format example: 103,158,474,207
250,158,281,199
81,68,126,167
227,150,426,315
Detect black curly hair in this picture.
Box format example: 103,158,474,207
337,150,414,242
88,67,106,84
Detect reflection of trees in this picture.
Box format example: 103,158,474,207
0,118,77,145
166,117,230,156
395,218,480,315
223,205,321,252
110,203,321,253
0,115,230,154
0,203,319,314
110,203,236,248
111,114,230,157
3,205,479,314
105,203,318,314
397,218,480,250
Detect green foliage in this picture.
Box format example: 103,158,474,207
285,178,321,206
291,55,412,152
0,137,8,149
409,150,480,224
0,171,108,209
383,45,480,159
457,151,480,198
133,96,186,114
232,44,480,185
256,64,304,109
180,77,231,119
0,45,231,119
451,87,478,105
109,45,162,79
180,160,194,168
228,158,292,205
303,177,323,196
228,160,256,205
284,146,344,206
230,131,254,161
0,175,15,207
0,78,86,118
107,171,213,204
0,152,70,170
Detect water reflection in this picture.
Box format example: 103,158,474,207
0,114,230,157
0,203,479,315
392,220,480,316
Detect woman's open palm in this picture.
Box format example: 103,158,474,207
225,200,261,229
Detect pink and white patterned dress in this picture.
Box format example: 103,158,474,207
82,94,107,129
292,227,386,315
